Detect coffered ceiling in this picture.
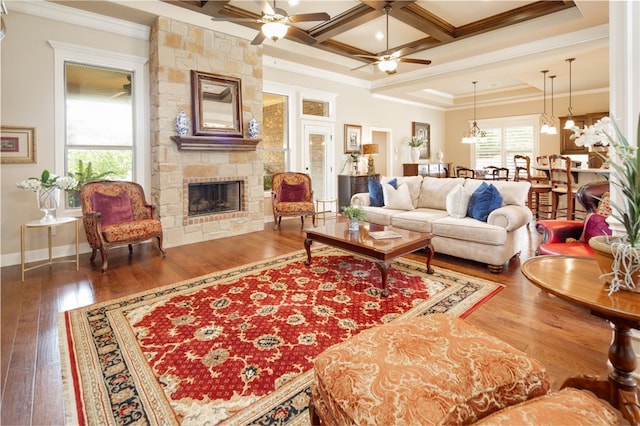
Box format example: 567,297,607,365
49,0,610,109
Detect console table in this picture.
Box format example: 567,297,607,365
338,174,378,211
21,217,79,281
403,163,451,178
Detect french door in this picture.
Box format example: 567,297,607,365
302,122,335,204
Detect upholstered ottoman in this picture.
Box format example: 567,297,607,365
310,314,550,425
474,388,617,425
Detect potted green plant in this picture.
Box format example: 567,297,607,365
571,115,640,293
68,160,115,208
342,204,366,232
408,137,425,163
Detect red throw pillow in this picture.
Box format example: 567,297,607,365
91,192,134,226
580,213,612,242
279,181,307,202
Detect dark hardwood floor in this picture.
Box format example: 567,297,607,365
1,217,614,425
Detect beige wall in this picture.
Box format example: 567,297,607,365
445,91,610,170
1,11,149,265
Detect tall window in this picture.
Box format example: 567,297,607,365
473,115,539,172
65,63,133,207
50,41,147,211
263,92,290,190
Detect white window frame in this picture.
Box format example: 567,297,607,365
49,40,149,215
469,114,540,168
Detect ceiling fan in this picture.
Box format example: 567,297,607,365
351,3,431,75
212,1,330,46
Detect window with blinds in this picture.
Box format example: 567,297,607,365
472,115,539,173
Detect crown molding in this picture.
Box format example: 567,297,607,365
9,0,150,40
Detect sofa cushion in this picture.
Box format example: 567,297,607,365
368,176,384,207
417,177,465,209
580,213,612,242
92,192,134,227
432,216,507,245
467,182,503,222
361,206,396,226
383,182,414,210
390,209,449,233
446,184,471,219
279,181,307,202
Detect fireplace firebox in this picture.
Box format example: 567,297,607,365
188,181,241,217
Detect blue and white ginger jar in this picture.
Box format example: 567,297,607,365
248,116,259,139
175,109,190,135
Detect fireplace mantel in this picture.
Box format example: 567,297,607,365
171,135,261,151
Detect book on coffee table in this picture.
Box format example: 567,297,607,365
369,230,402,240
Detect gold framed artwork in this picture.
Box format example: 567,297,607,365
412,121,431,160
344,124,362,154
1,126,36,164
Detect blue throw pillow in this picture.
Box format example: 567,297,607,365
386,178,398,189
467,182,503,222
368,176,384,207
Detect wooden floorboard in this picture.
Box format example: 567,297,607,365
0,217,615,424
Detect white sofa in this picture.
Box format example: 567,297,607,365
351,176,532,272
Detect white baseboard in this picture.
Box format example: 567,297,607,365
1,242,92,268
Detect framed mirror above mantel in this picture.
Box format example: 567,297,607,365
171,70,261,151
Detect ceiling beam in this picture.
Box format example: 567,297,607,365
307,4,379,42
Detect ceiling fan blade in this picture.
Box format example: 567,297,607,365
351,61,379,72
289,12,330,23
287,26,319,45
379,47,413,58
264,2,275,16
211,17,261,22
398,58,432,65
272,7,288,17
354,54,381,60
251,31,267,45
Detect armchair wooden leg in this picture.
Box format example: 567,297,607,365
90,248,98,264
300,216,304,229
128,244,133,254
100,248,109,273
156,236,166,256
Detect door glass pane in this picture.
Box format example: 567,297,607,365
302,99,329,117
307,129,327,200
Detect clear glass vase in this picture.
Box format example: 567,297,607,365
36,187,60,223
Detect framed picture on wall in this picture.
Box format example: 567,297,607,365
1,126,36,164
344,124,362,153
412,121,430,160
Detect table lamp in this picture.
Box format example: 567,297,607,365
362,144,379,175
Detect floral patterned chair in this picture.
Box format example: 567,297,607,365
271,172,316,230
80,180,165,272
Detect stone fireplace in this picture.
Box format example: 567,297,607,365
149,17,264,247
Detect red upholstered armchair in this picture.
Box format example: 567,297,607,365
536,181,611,256
271,172,316,230
80,180,165,272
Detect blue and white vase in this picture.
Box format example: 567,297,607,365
248,116,259,139
175,109,190,136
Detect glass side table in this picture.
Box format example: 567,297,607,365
21,217,79,281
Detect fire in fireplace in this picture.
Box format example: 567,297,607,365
188,181,241,217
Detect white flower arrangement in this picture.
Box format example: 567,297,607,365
16,170,78,192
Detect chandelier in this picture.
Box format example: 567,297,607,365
461,81,486,144
540,70,554,134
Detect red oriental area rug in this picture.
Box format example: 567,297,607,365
60,247,503,425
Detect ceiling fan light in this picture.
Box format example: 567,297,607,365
378,59,397,73
262,22,288,41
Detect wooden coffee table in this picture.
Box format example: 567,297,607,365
304,221,434,297
522,256,640,425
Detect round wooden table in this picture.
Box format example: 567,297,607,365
522,256,640,424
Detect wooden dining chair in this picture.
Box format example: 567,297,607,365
455,166,475,179
548,154,578,220
484,166,509,181
514,155,552,219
